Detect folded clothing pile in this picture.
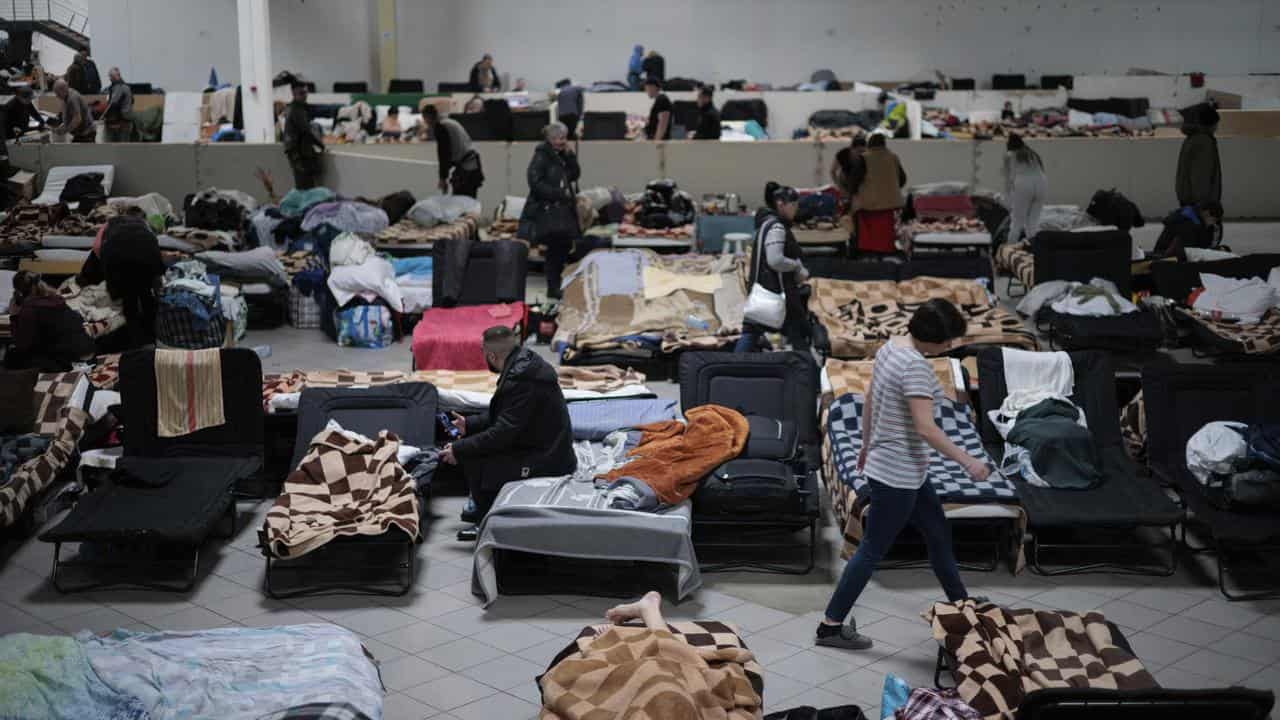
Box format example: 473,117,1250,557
1187,421,1280,509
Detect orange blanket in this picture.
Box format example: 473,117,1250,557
601,405,749,505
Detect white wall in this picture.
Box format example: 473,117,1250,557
88,0,376,92
32,32,79,76
395,0,1280,91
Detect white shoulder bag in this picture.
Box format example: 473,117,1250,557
742,221,786,329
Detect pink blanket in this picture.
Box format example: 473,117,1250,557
411,302,527,371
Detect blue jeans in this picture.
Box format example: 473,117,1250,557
825,478,967,623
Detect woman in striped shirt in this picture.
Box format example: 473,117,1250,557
816,299,992,651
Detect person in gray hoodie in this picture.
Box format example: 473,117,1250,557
1003,134,1047,244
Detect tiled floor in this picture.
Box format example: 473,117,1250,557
2,220,1279,718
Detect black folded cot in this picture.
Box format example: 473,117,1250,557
807,255,993,287
977,349,1182,575
1142,359,1280,600
679,351,819,574
40,348,264,592
264,382,438,598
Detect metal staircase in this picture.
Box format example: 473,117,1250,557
1,1,90,54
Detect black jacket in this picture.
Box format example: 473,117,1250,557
468,62,499,92
4,97,45,139
1153,208,1220,261
749,209,801,295
283,101,322,160
1175,124,1221,207
524,142,580,204
694,104,721,140
8,295,94,372
453,346,576,490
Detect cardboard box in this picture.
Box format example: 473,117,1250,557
6,170,35,200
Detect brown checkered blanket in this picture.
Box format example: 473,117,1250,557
0,202,101,251
539,622,763,720
555,251,745,361
33,372,83,437
262,428,420,558
995,243,1035,289
810,276,1036,359
557,365,646,393
928,600,1157,720
0,406,88,530
0,314,10,339
373,215,479,248
1178,307,1280,355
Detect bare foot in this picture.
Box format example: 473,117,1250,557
605,591,664,629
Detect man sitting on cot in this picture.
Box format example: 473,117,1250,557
440,326,576,542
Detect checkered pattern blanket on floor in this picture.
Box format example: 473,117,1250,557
541,621,763,720
928,599,1157,720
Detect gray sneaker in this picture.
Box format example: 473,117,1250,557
815,622,873,651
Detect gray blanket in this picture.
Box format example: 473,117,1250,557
471,442,700,606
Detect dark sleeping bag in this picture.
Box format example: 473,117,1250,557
60,172,106,206
1041,308,1165,353
1006,398,1103,490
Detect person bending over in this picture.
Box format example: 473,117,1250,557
5,272,94,372
424,105,484,198
441,326,576,541
816,299,987,650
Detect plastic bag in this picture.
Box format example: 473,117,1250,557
1186,421,1248,485
880,673,911,720
335,304,394,349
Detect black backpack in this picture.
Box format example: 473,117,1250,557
1087,188,1145,231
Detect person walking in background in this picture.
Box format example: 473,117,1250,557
846,133,906,255
63,53,87,94
82,53,102,94
1003,133,1047,244
641,49,666,85
54,79,96,143
282,82,324,189
102,67,134,143
520,122,581,299
469,54,500,93
627,44,645,90
736,182,810,353
424,105,484,198
816,299,986,651
643,78,672,141
689,86,720,140
555,79,585,140
1176,103,1222,209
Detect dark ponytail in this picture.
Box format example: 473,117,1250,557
763,181,799,211
763,181,781,210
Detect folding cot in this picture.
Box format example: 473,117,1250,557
261,382,435,598
1022,229,1166,353
411,238,528,371
977,348,1183,575
40,348,264,592
373,214,479,254
555,250,744,376
678,351,820,574
932,601,1275,720
822,357,1021,571
1151,253,1280,357
1142,359,1280,600
808,274,1036,361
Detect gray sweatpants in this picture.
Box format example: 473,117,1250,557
1008,172,1047,244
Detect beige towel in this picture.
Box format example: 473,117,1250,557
155,348,225,438
642,266,723,299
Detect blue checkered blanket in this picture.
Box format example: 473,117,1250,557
827,393,1017,504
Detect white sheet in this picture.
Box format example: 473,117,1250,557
34,248,90,262
327,256,404,312
34,164,115,206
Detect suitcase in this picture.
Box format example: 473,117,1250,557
679,352,819,517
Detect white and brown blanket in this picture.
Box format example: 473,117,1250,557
261,428,420,558
539,621,763,720
928,600,1157,720
0,405,88,530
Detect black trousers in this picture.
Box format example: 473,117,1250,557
559,113,579,140
463,457,507,520
450,167,483,199
290,156,321,190
541,231,576,299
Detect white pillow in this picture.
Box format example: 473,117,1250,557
327,256,404,312
501,195,526,220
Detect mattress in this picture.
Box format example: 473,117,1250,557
42,234,203,253
613,236,695,249
33,165,115,207
910,231,991,247
471,448,701,607
411,302,527,371
809,275,1035,360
